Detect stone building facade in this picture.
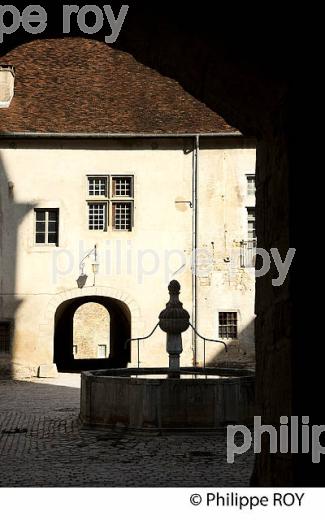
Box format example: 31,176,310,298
0,38,256,377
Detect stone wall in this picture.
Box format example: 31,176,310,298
0,137,256,372
73,303,110,359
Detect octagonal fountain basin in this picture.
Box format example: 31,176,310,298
80,367,255,431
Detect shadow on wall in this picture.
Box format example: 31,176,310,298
0,153,33,379
203,318,255,370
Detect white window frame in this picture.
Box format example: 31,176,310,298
87,202,108,231
86,174,134,232
112,201,134,231
34,208,59,246
97,344,108,358
112,175,134,198
111,174,134,231
87,175,109,198
247,207,256,240
246,174,256,196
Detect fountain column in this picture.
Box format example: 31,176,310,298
158,280,190,378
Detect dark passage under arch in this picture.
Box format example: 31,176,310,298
54,296,131,372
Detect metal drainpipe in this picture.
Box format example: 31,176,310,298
192,135,199,366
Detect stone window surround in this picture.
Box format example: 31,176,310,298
247,207,256,240
246,173,256,197
217,309,240,341
86,173,134,232
34,208,59,246
88,201,108,231
28,201,61,251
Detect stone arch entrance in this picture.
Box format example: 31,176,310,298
54,295,131,372
38,286,142,372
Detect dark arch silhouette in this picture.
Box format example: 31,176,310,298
54,296,131,372
1,6,320,486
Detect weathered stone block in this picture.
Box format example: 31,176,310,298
38,364,58,378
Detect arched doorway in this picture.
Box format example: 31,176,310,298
54,296,131,372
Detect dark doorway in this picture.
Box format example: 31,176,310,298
54,296,131,372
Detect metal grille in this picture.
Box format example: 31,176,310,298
247,208,256,240
0,322,10,353
247,175,256,196
88,203,107,230
88,177,107,197
113,202,132,231
219,312,238,339
113,177,132,197
35,209,59,245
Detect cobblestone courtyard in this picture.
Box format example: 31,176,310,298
0,374,254,487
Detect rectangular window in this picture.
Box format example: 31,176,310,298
247,208,256,240
87,174,134,231
88,203,107,231
247,175,256,196
35,209,59,246
88,176,108,197
112,176,133,197
0,322,10,353
240,239,257,268
113,202,132,231
219,312,238,339
98,344,107,359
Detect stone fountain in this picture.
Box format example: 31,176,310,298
158,280,190,378
80,281,254,431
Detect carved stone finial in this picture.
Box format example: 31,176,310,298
159,280,190,335
168,280,180,296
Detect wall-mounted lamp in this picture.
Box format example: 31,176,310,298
92,259,100,275
78,244,99,287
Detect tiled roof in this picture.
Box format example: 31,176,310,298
0,38,238,135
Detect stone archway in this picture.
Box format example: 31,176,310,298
38,286,143,370
54,296,131,372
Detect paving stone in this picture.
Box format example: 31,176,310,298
0,374,254,487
